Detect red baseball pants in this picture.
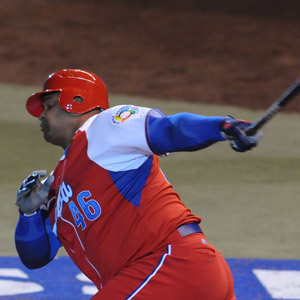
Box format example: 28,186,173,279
92,231,236,300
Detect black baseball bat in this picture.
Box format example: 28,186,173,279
245,77,300,136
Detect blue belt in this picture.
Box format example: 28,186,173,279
177,223,202,238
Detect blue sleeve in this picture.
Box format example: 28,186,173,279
146,109,226,155
15,210,61,269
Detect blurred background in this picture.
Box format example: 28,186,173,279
0,0,299,259
1,0,300,110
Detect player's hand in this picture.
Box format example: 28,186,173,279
15,170,54,214
220,116,263,152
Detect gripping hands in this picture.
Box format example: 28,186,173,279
221,116,263,152
16,170,54,215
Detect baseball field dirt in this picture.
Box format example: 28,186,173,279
0,0,299,111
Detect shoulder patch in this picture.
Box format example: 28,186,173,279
111,105,142,125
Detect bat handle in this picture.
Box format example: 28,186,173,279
245,103,281,136
245,124,260,136
245,78,300,136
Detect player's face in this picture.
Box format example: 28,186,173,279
39,92,81,149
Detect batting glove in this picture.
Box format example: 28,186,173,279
220,116,263,152
16,170,54,215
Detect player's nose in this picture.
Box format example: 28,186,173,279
38,110,46,120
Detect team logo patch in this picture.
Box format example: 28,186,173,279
112,105,140,124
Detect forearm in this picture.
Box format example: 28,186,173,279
15,210,61,269
146,110,225,155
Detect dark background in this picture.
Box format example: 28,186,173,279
1,0,300,111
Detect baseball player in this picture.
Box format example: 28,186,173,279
15,69,262,299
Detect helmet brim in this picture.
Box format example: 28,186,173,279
26,89,61,117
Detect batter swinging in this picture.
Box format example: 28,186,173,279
15,69,262,299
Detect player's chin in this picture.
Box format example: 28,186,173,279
43,133,64,147
42,131,55,144
43,133,52,144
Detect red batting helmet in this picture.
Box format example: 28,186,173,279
26,69,109,117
